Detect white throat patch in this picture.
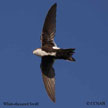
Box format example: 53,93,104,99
33,48,56,57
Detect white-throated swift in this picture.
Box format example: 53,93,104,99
33,3,75,103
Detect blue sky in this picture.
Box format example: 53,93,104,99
0,0,108,107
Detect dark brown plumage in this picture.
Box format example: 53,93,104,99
41,3,57,47
40,56,55,102
33,2,75,103
40,3,57,103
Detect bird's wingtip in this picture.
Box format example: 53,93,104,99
53,2,57,7
52,96,56,103
50,97,56,103
53,99,56,103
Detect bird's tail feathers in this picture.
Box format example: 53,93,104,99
56,48,75,61
64,48,75,61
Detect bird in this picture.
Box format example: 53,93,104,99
33,3,75,103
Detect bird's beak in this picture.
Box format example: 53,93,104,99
33,50,35,55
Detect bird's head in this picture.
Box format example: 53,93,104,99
33,48,41,56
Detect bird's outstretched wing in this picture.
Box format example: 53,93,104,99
40,56,55,102
41,3,57,47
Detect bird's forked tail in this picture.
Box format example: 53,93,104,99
56,48,75,61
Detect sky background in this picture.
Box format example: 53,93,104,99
0,0,108,107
